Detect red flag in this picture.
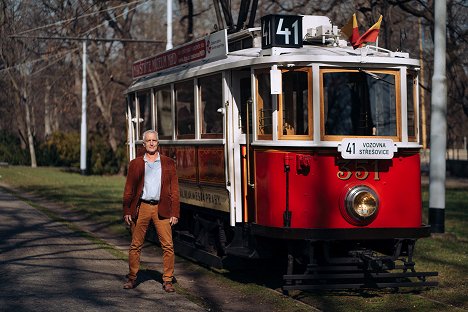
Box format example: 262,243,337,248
341,14,360,46
354,15,383,48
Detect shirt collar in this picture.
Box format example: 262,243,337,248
144,153,160,163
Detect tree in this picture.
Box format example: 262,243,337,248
0,0,43,167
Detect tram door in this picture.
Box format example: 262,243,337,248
231,69,256,223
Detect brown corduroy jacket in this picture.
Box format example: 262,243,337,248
122,154,180,219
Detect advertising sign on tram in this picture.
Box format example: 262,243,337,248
132,29,228,78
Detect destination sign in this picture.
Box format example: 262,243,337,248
132,29,228,78
261,14,303,49
337,138,397,159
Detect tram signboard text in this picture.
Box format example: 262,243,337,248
261,14,303,49
338,138,397,159
132,30,228,78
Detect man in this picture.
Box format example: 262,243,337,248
122,130,180,293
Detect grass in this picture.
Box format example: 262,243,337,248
0,166,126,235
0,166,467,311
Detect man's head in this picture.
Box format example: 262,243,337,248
142,130,159,154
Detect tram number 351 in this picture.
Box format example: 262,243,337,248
337,159,381,181
261,14,303,49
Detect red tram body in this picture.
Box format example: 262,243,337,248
125,14,437,290
254,151,422,229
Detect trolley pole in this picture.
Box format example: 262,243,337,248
80,40,87,175
428,0,447,233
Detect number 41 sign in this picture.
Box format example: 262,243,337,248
261,15,303,49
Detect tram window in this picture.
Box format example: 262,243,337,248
256,71,273,139
323,70,397,138
407,71,417,141
199,74,223,138
138,92,152,139
175,80,195,139
280,68,311,138
155,86,172,140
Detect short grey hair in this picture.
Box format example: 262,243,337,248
142,130,159,141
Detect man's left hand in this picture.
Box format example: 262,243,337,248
170,217,178,226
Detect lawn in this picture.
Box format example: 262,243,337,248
0,166,126,234
0,166,466,311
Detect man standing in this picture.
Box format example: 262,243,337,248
122,130,179,293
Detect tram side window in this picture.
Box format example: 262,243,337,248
281,69,311,137
138,92,152,139
323,71,397,137
199,74,223,138
155,86,172,140
256,71,273,139
175,80,195,139
407,71,417,140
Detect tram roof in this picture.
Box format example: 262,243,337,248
126,44,420,94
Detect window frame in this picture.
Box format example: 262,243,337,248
136,90,153,140
278,67,313,141
198,73,224,139
255,69,275,140
154,85,173,140
175,79,196,140
407,70,418,142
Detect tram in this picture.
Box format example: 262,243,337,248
125,14,437,290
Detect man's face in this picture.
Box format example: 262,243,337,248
143,133,158,154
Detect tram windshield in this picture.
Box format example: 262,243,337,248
322,70,397,137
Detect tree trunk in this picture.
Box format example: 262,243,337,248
86,62,118,153
44,78,52,139
23,91,37,168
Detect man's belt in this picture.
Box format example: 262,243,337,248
140,199,159,205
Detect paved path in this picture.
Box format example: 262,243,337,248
0,189,204,312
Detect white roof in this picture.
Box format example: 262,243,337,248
127,44,419,93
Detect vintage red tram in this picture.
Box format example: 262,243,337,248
125,14,437,290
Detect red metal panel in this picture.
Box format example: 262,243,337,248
255,150,422,229
174,146,197,182
198,146,225,184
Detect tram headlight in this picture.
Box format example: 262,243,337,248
345,186,379,224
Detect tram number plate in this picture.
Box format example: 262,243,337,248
261,15,303,49
337,138,397,159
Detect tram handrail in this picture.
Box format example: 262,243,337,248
246,99,254,187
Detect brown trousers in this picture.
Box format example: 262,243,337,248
128,202,174,282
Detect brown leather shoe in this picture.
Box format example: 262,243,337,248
163,281,175,293
123,279,136,289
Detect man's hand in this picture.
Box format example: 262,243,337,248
170,217,178,226
124,215,132,226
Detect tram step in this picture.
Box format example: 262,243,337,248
283,270,439,290
174,236,224,269
225,246,260,258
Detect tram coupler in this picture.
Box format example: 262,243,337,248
349,249,396,271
